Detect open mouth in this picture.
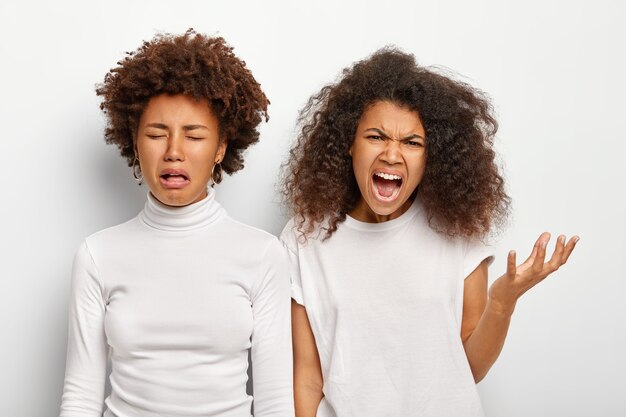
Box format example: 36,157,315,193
372,172,402,201
159,170,190,188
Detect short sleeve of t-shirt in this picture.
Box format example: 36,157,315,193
462,237,495,279
279,220,305,305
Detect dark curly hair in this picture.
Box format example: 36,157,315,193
283,47,510,239
97,29,269,180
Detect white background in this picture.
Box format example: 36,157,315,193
1,0,624,415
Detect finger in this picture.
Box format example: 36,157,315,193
531,235,549,273
522,232,550,266
561,236,580,264
521,238,540,267
507,250,517,278
547,234,566,270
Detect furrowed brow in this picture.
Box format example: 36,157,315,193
365,128,390,138
145,123,168,130
402,133,425,141
183,124,209,131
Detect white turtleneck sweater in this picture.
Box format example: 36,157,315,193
60,189,294,417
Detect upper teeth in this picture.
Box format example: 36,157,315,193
375,172,401,180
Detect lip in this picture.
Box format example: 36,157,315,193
159,168,191,189
160,168,190,179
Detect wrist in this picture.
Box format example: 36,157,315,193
486,297,516,318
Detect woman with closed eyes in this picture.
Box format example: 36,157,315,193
281,48,578,417
60,30,293,417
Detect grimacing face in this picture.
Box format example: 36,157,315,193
136,94,227,207
348,101,427,223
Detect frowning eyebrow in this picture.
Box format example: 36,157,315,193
365,128,424,141
144,123,210,131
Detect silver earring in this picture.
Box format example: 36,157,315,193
211,161,223,187
132,155,143,185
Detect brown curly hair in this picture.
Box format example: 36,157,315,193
283,47,510,239
97,29,269,180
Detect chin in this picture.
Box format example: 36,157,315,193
366,191,414,218
151,190,190,207
158,197,188,207
368,204,398,216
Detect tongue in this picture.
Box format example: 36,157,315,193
164,175,187,183
375,177,398,198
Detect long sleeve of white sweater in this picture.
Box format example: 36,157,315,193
61,241,108,415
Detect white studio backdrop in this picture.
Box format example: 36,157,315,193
1,0,624,415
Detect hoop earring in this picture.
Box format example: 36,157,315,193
132,155,143,185
211,161,223,187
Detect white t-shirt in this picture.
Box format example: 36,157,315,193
61,189,294,417
280,197,492,417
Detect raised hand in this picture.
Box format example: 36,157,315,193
488,232,579,316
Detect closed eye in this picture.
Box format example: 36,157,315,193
366,135,384,141
186,136,205,141
146,134,165,139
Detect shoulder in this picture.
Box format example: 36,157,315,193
82,217,141,254
221,216,281,250
218,217,291,269
85,217,138,246
279,217,300,253
462,234,495,270
279,216,330,253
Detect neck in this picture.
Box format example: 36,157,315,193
348,197,414,223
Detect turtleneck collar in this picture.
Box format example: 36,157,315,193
139,187,225,232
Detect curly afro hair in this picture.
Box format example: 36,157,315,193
283,47,510,239
97,29,269,180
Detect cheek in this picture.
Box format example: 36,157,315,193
415,157,426,174
136,139,160,162
409,156,427,184
350,146,372,175
192,149,218,174
352,157,370,183
136,148,154,170
190,158,211,176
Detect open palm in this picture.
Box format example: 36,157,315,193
488,232,579,315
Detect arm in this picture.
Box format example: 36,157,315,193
292,300,324,417
462,233,579,383
461,261,511,383
60,242,107,417
250,240,295,417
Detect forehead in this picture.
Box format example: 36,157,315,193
358,101,425,136
140,94,216,123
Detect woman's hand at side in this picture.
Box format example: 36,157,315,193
292,300,324,417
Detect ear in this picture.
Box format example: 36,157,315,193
133,143,140,161
215,138,228,163
348,145,353,157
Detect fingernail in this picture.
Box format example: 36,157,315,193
559,235,565,243
573,236,580,243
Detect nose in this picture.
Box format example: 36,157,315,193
164,133,184,162
380,140,402,165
